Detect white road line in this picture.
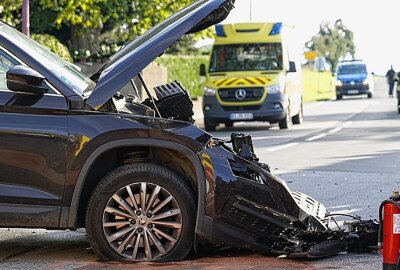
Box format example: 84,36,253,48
343,121,353,127
305,133,328,142
330,208,362,215
328,127,343,134
252,136,271,141
266,142,299,152
329,204,353,210
305,121,352,142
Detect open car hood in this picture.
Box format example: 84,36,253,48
87,0,235,110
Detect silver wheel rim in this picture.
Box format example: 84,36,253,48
102,182,182,261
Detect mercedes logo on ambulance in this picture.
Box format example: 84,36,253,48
235,89,247,100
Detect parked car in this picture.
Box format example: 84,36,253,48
335,60,374,100
0,0,375,263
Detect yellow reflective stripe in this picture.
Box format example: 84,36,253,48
214,77,271,87
221,78,238,86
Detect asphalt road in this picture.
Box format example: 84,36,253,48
0,77,398,269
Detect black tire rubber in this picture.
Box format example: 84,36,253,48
336,94,343,100
279,108,291,129
367,92,373,99
398,100,400,114
292,102,303,125
204,123,217,132
224,122,234,128
85,163,196,262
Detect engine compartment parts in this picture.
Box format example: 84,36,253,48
143,81,195,123
206,134,379,259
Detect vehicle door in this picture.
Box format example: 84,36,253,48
0,46,69,228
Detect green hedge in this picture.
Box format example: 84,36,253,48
32,34,73,62
156,55,208,97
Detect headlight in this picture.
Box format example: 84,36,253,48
266,84,281,94
362,79,369,86
204,87,216,96
336,80,343,87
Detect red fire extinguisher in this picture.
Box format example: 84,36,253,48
379,193,400,270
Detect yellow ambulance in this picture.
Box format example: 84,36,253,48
200,22,303,131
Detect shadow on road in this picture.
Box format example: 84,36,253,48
0,229,316,270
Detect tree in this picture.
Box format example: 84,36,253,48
1,0,211,60
0,0,23,26
305,19,355,71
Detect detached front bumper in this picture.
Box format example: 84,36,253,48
195,134,378,257
196,140,337,256
203,93,287,123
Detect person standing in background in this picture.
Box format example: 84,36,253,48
386,65,396,98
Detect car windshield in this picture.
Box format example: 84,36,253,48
337,64,367,75
209,43,283,72
0,23,93,95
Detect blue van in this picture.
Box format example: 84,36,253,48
335,60,374,99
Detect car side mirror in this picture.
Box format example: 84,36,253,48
288,61,296,73
6,65,48,95
200,64,206,76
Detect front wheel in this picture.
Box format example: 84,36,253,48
367,92,373,99
398,99,400,114
279,108,291,129
292,102,303,125
86,164,196,262
204,120,217,132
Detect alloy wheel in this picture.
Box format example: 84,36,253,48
102,182,182,261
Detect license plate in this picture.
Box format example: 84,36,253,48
229,113,253,120
347,90,359,94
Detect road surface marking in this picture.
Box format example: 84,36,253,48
305,133,328,142
330,208,362,215
252,136,271,141
329,204,353,209
305,121,353,142
266,142,299,152
343,121,353,127
329,127,343,134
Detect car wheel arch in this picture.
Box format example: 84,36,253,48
64,138,206,234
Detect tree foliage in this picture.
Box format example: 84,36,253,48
305,19,355,71
0,0,23,26
32,33,73,62
1,0,210,61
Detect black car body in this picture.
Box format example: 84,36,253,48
0,0,376,262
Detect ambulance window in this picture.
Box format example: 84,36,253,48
209,43,283,72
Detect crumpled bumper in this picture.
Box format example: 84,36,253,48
195,134,378,257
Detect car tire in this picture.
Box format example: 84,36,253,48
292,102,303,125
86,163,196,262
398,100,400,114
367,92,373,99
279,108,291,130
224,122,234,128
336,94,343,100
204,122,217,132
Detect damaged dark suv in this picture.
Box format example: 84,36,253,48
0,0,377,263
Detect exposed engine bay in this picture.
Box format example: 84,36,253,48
118,80,378,258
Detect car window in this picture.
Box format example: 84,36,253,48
0,49,18,90
337,64,367,75
0,23,94,96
